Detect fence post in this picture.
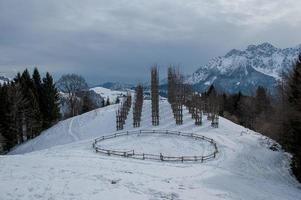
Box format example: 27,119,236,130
201,157,203,163
181,156,184,162
143,153,145,160
108,150,111,156
160,153,163,161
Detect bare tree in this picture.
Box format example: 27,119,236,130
116,93,132,130
151,66,159,126
133,84,143,127
167,66,184,125
57,74,88,117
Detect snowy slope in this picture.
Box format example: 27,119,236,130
2,100,301,200
90,86,127,103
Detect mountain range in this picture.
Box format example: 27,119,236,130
186,43,301,94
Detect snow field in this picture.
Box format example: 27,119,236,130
95,132,215,157
1,99,301,200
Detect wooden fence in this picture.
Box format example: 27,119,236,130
92,130,218,163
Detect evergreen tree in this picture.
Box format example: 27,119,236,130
32,68,43,109
20,69,42,139
106,97,110,106
81,92,97,113
0,84,9,150
0,69,60,151
5,83,28,145
254,86,271,116
42,72,61,128
284,54,301,181
115,97,120,104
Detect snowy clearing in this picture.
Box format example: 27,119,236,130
1,100,301,200
96,133,214,157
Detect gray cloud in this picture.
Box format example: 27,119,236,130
0,0,300,84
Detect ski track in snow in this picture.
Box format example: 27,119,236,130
68,118,79,141
1,100,301,200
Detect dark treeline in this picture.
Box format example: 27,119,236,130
205,54,301,181
0,68,60,152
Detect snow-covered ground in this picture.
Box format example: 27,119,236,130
97,133,215,157
90,86,127,103
1,100,301,200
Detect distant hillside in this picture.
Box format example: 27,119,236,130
97,82,134,91
90,86,127,103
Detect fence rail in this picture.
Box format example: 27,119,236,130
93,130,218,163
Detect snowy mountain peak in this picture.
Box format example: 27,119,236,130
225,49,243,57
187,43,301,94
247,42,276,52
245,42,278,57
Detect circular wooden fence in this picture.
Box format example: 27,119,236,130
92,130,218,162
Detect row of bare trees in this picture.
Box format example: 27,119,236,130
116,93,132,130
168,67,219,127
204,86,220,128
133,85,143,127
116,66,219,130
186,92,203,126
167,67,184,125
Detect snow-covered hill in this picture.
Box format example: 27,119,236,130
90,86,127,104
187,43,301,94
2,100,301,200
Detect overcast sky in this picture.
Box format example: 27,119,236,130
0,0,300,85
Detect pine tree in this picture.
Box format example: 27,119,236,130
106,97,110,106
32,68,43,111
0,69,60,151
0,83,9,151
115,97,120,104
254,86,271,116
284,54,301,181
5,82,29,145
20,69,42,139
42,72,61,128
